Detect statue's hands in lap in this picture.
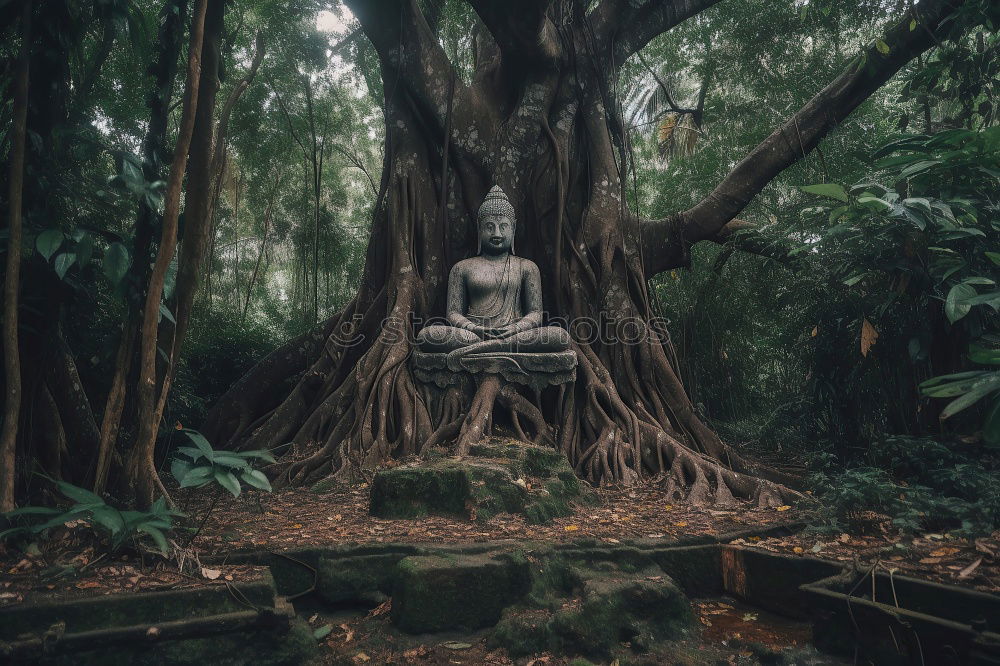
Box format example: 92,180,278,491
485,324,519,339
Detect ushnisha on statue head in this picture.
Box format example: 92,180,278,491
477,185,515,256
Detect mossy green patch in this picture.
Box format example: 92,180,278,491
492,556,693,661
316,553,403,604
369,441,591,523
391,552,530,633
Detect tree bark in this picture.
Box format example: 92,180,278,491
0,1,31,512
128,0,209,507
95,0,190,496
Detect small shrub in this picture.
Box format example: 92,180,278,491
809,435,1000,538
1,478,182,555
171,429,275,497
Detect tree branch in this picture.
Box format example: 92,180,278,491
590,0,723,65
467,0,559,69
709,220,810,271
641,0,966,277
343,0,460,127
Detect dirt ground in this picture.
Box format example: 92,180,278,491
297,594,839,666
2,477,998,606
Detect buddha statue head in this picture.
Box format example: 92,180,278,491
477,185,515,256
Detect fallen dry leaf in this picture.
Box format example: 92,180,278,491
201,568,221,580
775,505,791,512
919,557,941,565
929,546,960,558
958,558,983,579
861,318,878,356
367,599,392,618
564,525,579,531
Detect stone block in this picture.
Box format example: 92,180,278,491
391,553,529,633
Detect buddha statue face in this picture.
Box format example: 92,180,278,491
477,185,516,256
479,213,514,255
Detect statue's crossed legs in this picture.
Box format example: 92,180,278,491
416,325,571,371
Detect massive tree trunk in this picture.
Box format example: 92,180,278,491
203,0,964,505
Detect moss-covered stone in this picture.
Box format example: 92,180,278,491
369,464,470,518
43,616,318,666
391,552,530,633
369,439,591,524
0,571,277,640
315,553,404,604
492,557,693,661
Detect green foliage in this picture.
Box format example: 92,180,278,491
1,478,182,555
171,429,275,498
170,309,280,427
922,340,1000,446
810,435,1000,537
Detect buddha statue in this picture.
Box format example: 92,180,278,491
416,185,570,370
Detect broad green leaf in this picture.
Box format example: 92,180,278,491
55,480,104,506
902,197,932,214
183,430,215,457
240,469,272,492
214,470,241,498
171,458,193,483
920,370,991,397
899,160,942,178
857,196,892,211
945,283,975,323
178,465,214,488
211,454,251,470
968,344,1000,366
4,506,63,518
313,624,333,640
36,230,64,261
986,251,1000,266
875,39,890,55
176,446,208,462
238,450,277,464
963,291,1000,310
103,242,130,285
138,524,169,555
159,303,176,324
54,253,76,279
984,396,1000,447
89,505,125,535
940,375,1000,419
798,183,848,202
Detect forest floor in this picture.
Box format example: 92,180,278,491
2,478,997,605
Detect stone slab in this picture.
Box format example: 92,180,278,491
391,553,529,633
412,350,577,390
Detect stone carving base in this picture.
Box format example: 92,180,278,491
413,350,577,455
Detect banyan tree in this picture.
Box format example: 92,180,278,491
202,0,968,505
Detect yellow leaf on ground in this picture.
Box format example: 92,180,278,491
793,546,804,554
861,318,879,356
775,505,791,512
929,546,960,557
674,521,688,527
291,523,303,529
811,326,818,337
664,504,673,511
564,525,579,531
